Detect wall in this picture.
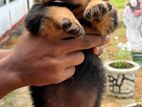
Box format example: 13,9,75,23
0,0,34,36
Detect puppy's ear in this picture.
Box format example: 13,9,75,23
25,15,42,35
25,4,44,35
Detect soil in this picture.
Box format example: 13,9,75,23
110,62,134,69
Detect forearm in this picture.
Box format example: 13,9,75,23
0,55,23,99
0,50,12,59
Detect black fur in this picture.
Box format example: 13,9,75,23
30,50,106,107
46,1,80,10
111,10,118,29
25,4,46,35
79,18,92,27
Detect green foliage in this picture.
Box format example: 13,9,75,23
110,61,133,69
112,50,132,69
107,36,132,68
113,36,131,61
110,0,126,9
115,49,131,61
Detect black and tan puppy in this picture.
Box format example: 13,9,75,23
25,0,118,107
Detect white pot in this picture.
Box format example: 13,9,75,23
104,60,140,98
125,102,142,107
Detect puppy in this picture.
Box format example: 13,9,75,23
25,0,118,107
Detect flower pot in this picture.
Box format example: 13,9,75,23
125,102,142,107
104,60,140,98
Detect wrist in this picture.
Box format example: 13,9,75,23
0,49,13,59
0,54,25,98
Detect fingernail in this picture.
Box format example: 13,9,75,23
93,46,103,56
104,35,110,44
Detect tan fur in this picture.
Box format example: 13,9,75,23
92,11,114,36
40,6,84,39
33,0,115,39
84,0,113,36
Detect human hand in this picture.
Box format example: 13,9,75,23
93,35,110,55
0,30,108,98
5,31,107,87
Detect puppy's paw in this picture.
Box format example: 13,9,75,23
84,2,112,21
92,9,118,36
61,18,85,36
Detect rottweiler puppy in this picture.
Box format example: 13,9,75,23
25,0,118,107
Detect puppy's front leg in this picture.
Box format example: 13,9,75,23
42,6,85,38
25,4,85,40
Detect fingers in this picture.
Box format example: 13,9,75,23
93,35,110,55
93,46,104,56
63,51,84,67
64,67,75,78
103,35,110,44
53,52,84,84
61,35,108,53
55,67,75,84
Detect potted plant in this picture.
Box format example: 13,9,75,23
104,36,140,98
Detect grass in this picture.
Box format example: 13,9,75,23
110,0,126,9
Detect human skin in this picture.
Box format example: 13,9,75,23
0,31,109,99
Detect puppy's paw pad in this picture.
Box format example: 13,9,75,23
61,18,85,36
84,3,112,21
62,18,72,30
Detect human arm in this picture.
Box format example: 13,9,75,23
0,30,108,99
0,50,12,59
